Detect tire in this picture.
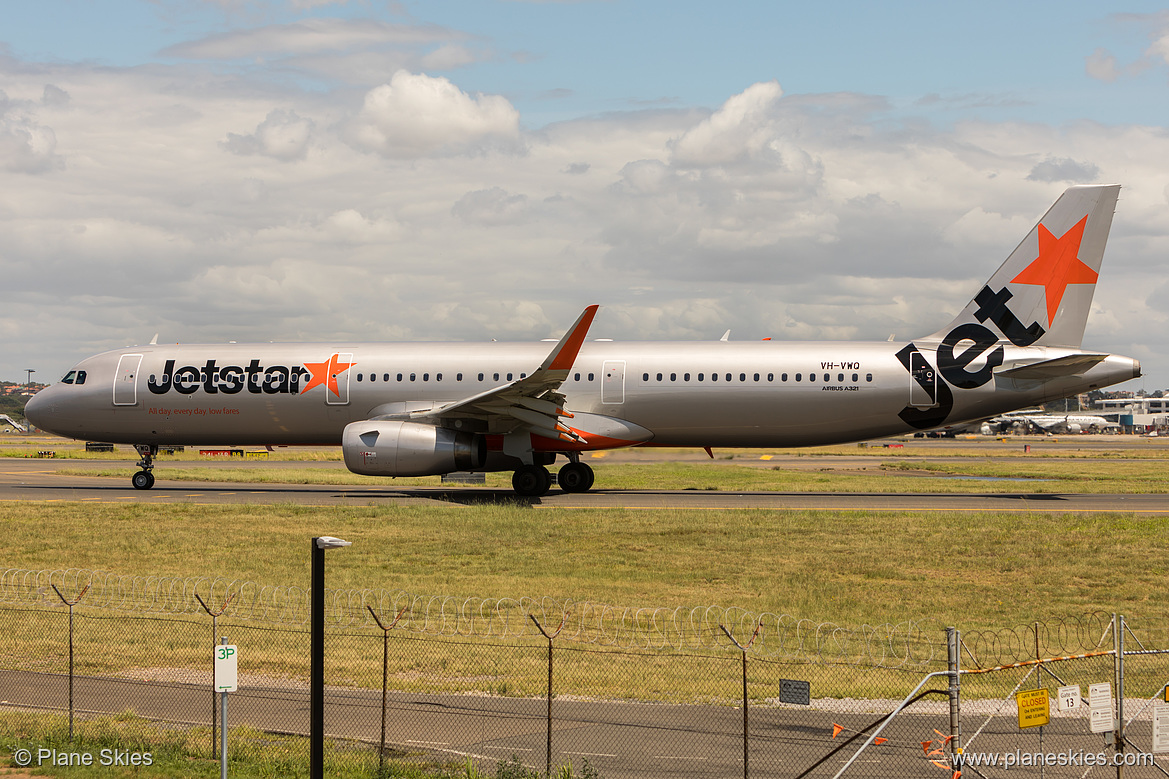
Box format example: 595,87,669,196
512,465,551,497
557,462,594,493
132,470,155,490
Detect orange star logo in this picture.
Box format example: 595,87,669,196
1011,215,1097,327
300,354,355,397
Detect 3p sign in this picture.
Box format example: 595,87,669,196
214,645,238,693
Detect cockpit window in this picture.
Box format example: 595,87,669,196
61,371,76,385
75,371,87,385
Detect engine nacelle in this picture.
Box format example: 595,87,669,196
342,420,486,476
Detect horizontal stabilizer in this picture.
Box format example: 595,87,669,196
994,353,1108,380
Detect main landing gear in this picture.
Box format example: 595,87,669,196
511,461,595,497
132,444,157,490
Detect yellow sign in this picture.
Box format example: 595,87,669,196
1017,688,1051,729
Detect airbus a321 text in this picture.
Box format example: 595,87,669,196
26,185,1140,496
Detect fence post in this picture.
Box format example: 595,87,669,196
367,604,409,777
50,581,90,742
720,621,762,779
529,613,567,778
1115,613,1126,779
946,627,962,775
196,591,236,760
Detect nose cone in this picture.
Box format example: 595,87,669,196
22,387,54,433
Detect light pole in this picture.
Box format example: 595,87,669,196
311,536,351,779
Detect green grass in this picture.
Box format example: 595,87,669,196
0,711,593,778
3,502,1168,632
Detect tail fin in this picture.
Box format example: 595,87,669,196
928,184,1120,348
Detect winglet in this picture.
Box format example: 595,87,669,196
544,305,600,372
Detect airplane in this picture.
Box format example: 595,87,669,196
24,184,1140,496
991,410,1119,434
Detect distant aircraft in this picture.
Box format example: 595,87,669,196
25,185,1140,496
991,410,1119,434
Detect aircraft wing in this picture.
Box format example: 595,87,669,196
392,306,600,443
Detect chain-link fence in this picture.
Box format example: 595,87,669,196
2,568,1167,777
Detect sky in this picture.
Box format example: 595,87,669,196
2,0,1168,390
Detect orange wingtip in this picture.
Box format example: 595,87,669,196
547,305,600,371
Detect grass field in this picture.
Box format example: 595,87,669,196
4,501,1167,632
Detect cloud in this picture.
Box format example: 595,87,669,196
346,70,520,156
162,18,456,60
1026,157,1101,183
0,90,61,173
223,108,314,161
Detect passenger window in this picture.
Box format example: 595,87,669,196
754,373,760,381
824,373,830,382
657,373,663,381
643,373,649,381
423,373,429,381
436,373,442,382
479,373,485,381
780,373,786,381
810,373,816,382
852,373,858,382
494,373,500,381
383,374,389,382
357,373,363,381
397,373,403,381
457,373,462,381
670,373,676,381
684,373,691,381
507,373,513,380
698,373,704,381
795,373,802,381
866,373,873,382
410,373,416,381
588,373,595,381
711,373,718,382
574,373,580,381
838,373,844,382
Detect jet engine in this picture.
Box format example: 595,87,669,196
342,420,486,476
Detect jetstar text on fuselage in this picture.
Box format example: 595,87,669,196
147,356,352,397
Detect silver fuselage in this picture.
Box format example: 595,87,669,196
26,339,1140,451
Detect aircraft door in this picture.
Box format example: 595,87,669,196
326,352,354,406
113,354,143,406
601,360,625,404
908,350,938,408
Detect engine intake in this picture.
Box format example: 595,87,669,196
342,420,486,476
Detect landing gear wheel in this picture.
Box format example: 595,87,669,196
512,465,552,497
132,470,155,490
557,462,594,493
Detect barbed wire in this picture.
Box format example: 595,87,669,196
0,568,1127,668
958,612,1115,668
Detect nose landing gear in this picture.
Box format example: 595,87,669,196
132,444,157,490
